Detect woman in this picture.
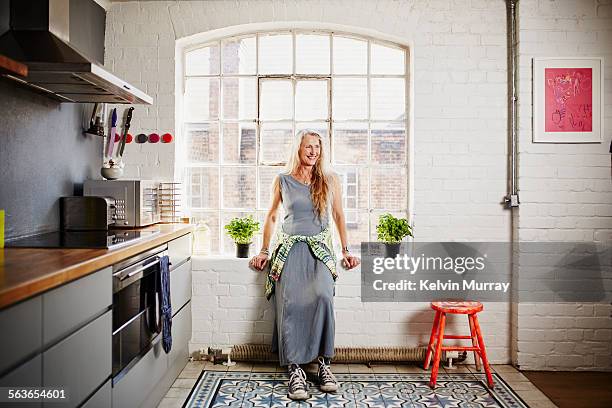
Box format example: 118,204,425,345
250,130,360,400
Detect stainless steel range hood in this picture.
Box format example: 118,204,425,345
0,0,153,104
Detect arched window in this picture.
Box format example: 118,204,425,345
180,30,409,254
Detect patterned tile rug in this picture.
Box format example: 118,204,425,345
184,371,529,407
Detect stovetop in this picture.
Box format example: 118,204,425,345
5,229,160,250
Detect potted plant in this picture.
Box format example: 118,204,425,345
224,215,260,258
376,213,413,258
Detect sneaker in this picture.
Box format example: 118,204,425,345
287,365,308,400
317,357,339,392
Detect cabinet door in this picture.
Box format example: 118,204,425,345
43,267,112,347
0,296,42,375
81,379,111,408
168,302,192,368
168,233,192,270
170,260,192,314
43,311,111,408
112,338,168,408
0,355,42,408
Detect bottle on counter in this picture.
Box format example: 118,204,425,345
192,220,211,256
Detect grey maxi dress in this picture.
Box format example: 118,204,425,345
271,173,336,366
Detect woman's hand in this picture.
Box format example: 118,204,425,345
249,253,269,271
342,253,360,270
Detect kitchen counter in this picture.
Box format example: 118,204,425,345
0,224,194,310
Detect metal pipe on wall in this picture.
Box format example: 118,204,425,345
504,0,520,208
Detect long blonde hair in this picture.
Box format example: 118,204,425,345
283,130,333,219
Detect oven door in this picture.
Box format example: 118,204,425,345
112,247,167,381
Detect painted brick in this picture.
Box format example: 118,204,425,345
105,0,612,370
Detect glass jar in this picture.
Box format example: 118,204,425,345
192,220,211,256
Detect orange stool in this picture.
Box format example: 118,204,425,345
424,301,494,388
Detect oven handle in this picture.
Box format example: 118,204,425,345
123,259,160,280
112,251,166,293
112,256,160,281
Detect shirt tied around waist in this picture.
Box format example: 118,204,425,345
264,226,337,300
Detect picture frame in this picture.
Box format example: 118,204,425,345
533,57,603,143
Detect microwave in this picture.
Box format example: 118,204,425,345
84,180,161,227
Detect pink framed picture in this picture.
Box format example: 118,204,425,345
533,58,603,143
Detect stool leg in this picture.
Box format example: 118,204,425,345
468,314,482,371
424,311,441,370
429,312,446,389
472,314,494,388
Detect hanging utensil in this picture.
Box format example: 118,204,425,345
118,107,134,158
106,108,117,157
85,103,105,137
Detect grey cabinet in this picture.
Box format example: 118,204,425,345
81,379,111,408
112,338,168,408
0,355,42,408
43,267,112,346
0,266,112,408
42,311,111,407
0,296,42,375
170,260,192,315
168,302,192,368
168,234,192,269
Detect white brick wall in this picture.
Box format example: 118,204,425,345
191,256,511,363
514,0,612,371
105,0,612,370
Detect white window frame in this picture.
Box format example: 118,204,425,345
179,28,411,254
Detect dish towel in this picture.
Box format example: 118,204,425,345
159,255,172,353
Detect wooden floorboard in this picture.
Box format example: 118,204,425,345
523,371,612,408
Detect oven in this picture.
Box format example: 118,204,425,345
111,244,167,383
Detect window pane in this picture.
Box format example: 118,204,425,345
371,122,406,165
222,122,256,164
371,78,405,120
260,80,293,120
332,122,367,164
185,44,220,76
185,123,219,163
295,80,328,121
332,78,367,120
184,78,219,121
371,167,407,209
222,36,256,74
190,210,220,254
187,167,218,208
295,122,329,157
222,167,256,208
333,36,367,75
296,34,330,74
339,211,369,252
371,43,405,75
223,78,256,120
334,165,369,209
260,122,293,164
221,211,257,254
259,33,292,74
258,166,283,208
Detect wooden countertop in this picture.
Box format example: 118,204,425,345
0,224,194,310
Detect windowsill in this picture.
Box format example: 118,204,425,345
192,250,363,262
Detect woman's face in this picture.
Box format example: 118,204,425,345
299,134,321,167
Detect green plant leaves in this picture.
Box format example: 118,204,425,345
224,215,261,244
376,213,413,243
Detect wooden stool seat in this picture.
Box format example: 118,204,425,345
431,301,483,314
424,300,494,389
